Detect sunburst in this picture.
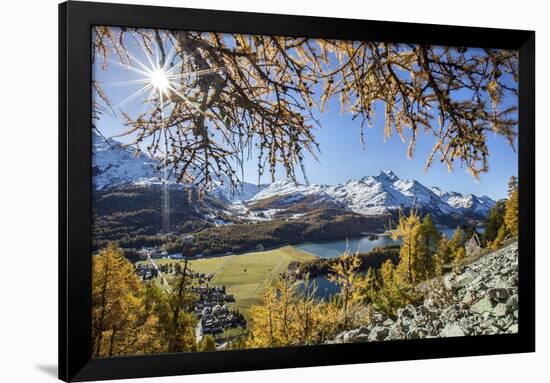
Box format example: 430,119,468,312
105,35,224,114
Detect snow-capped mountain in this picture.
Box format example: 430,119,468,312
430,186,495,216
246,170,495,220
92,131,264,201
92,131,495,222
92,131,160,190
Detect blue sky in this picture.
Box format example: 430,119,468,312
93,31,518,200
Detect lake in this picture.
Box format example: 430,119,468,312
295,226,474,259
295,235,398,258
294,226,481,299
296,276,340,299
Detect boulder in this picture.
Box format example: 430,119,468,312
441,304,461,320
397,305,417,320
368,326,389,342
488,287,510,303
452,271,478,290
493,303,508,317
443,274,454,290
419,305,439,320
506,294,519,312
507,324,519,333
470,296,494,315
441,323,466,337
461,290,476,306
382,318,395,327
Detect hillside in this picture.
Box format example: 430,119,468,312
330,241,519,343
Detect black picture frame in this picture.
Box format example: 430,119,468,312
59,1,535,381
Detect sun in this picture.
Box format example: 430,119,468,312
105,35,225,114
149,68,170,95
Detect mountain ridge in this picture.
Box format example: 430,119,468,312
92,131,495,222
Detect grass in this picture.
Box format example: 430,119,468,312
138,246,317,319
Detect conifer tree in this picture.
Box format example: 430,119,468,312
372,259,412,316
504,188,519,237
507,176,519,196
415,214,441,280
92,244,162,357
484,200,506,245
293,275,322,345
491,225,508,249
165,247,198,353
448,227,467,268
390,209,422,284
198,335,217,351
436,234,454,266
328,251,363,330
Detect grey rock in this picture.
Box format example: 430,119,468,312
461,290,476,306
397,305,417,320
371,312,386,324
368,326,389,342
453,271,478,290
387,325,403,340
506,294,519,312
488,287,510,303
419,306,439,319
443,274,454,290
493,303,508,317
441,323,466,337
471,296,494,315
507,324,519,333
327,241,519,345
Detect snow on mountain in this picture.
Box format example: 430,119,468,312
92,131,264,200
210,175,265,202
92,131,161,190
248,179,328,202
246,170,495,219
92,131,495,219
430,186,495,215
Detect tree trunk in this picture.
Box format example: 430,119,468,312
108,328,117,357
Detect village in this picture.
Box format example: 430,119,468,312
134,248,247,345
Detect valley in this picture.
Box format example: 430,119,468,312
91,131,498,344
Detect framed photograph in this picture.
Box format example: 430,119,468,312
59,1,535,381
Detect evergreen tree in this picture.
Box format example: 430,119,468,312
390,209,422,284
165,255,198,353
437,234,454,266
92,244,162,357
448,227,467,268
484,200,506,245
492,225,508,249
504,188,519,237
415,214,441,280
372,259,417,316
198,335,217,352
327,251,363,331
507,176,518,197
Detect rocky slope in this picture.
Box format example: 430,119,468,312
330,241,519,343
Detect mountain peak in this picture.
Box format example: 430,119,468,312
378,169,399,182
